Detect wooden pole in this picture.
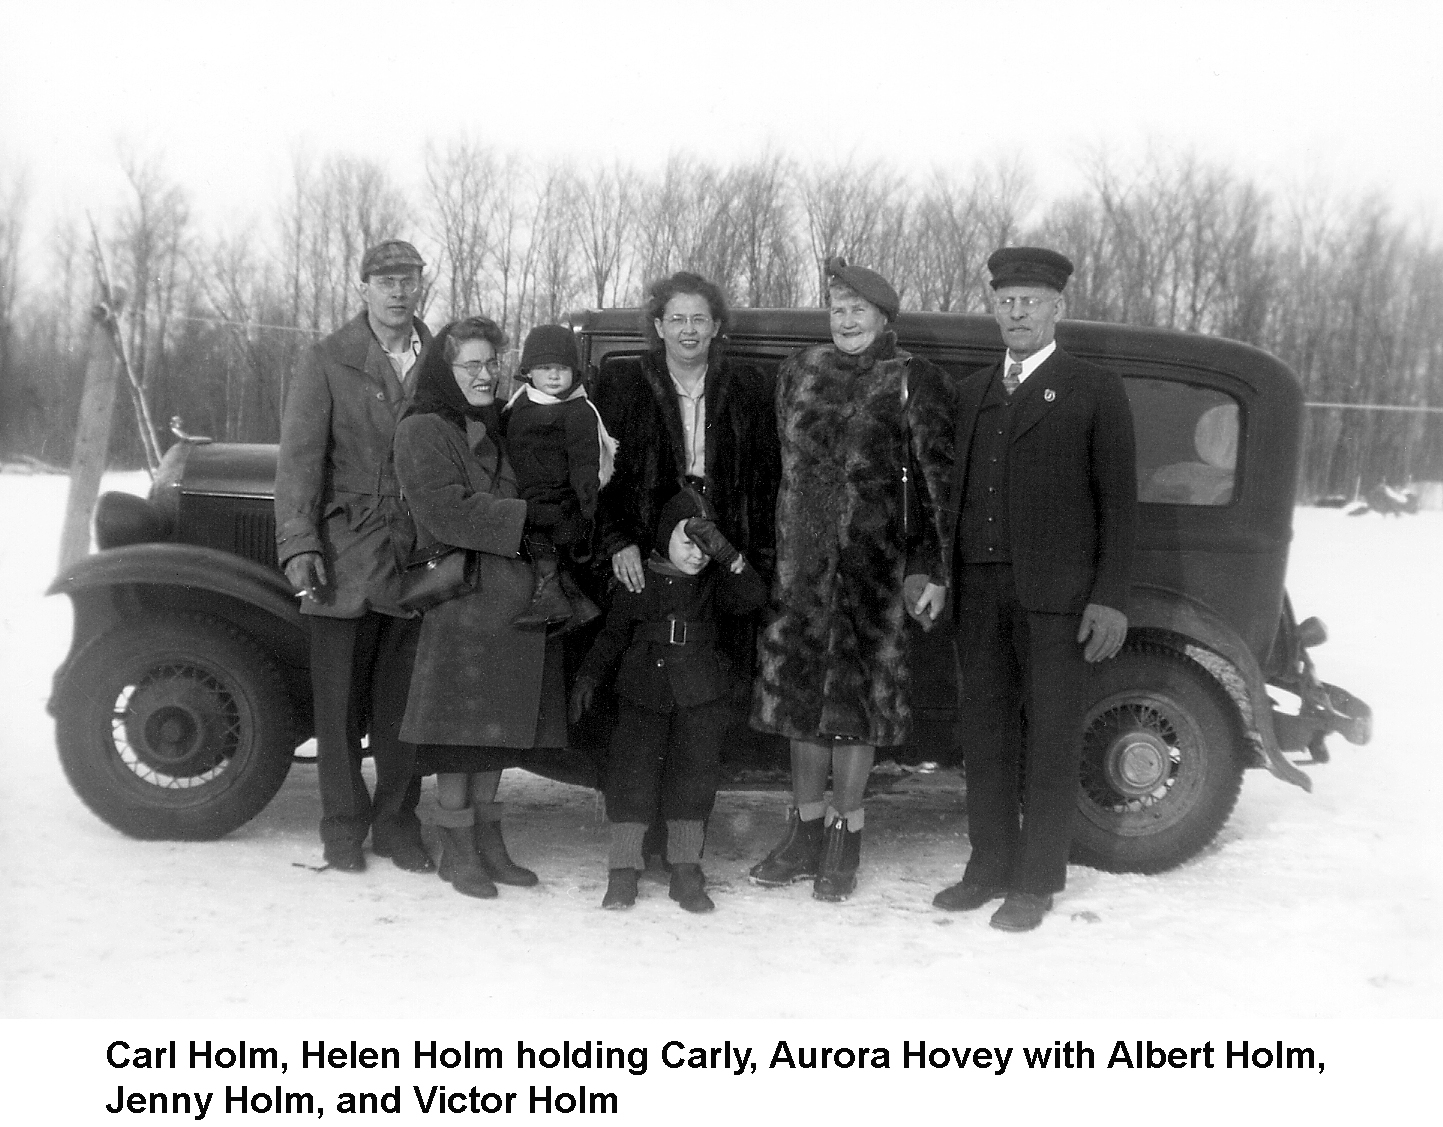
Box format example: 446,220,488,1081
57,300,123,571
86,215,163,475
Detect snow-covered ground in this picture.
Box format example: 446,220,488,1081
0,470,1438,1021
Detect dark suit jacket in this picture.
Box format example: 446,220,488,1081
947,345,1137,615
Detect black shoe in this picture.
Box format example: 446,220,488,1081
323,841,366,873
668,863,715,913
602,867,639,910
932,881,1005,912
812,818,861,902
372,833,436,874
990,892,1054,932
473,820,539,887
749,810,824,886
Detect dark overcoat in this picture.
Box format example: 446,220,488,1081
274,311,431,618
577,556,769,713
946,346,1136,614
392,412,567,750
592,348,780,577
750,332,955,748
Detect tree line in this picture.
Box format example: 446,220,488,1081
0,142,1438,499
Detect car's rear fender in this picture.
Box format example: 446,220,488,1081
46,544,312,739
1128,584,1312,792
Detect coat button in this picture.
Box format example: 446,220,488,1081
656,659,664,668
375,391,385,400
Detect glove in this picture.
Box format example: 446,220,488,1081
683,517,740,568
569,677,596,724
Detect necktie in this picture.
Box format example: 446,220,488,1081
1003,361,1023,396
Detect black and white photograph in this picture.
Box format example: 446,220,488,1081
1,0,1437,1118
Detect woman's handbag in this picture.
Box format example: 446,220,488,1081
399,544,480,612
899,362,923,548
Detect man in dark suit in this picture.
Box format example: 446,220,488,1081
275,240,434,874
934,246,1137,931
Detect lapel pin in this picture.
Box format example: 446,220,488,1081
1044,388,1056,402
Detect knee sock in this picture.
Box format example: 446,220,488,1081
608,822,647,870
665,820,705,865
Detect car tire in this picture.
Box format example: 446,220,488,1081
54,613,294,840
1070,644,1245,874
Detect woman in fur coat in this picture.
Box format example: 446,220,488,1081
750,259,954,902
393,317,568,900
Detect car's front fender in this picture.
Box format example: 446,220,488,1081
47,544,309,713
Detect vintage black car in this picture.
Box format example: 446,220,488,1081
47,309,1371,874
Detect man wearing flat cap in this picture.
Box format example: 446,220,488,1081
275,239,435,873
935,246,1136,931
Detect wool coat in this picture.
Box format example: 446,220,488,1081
750,332,955,748
501,386,602,554
392,412,567,751
577,555,769,714
592,348,780,578
274,311,432,618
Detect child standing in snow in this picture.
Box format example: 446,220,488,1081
569,486,767,913
503,324,616,629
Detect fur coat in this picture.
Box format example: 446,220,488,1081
592,348,780,578
750,332,955,748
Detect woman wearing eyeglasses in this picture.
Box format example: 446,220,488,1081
591,271,781,873
749,258,953,902
392,316,567,899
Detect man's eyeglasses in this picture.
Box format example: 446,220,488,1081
664,314,714,329
993,296,1053,313
453,360,500,376
368,274,422,294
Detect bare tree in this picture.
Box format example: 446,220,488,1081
424,137,499,320
572,162,638,307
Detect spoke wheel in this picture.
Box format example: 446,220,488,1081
55,614,294,839
1071,645,1244,874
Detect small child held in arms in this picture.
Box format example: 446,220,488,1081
503,324,616,629
570,485,767,913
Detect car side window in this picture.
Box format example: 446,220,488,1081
1126,378,1241,506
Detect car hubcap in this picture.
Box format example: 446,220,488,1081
115,663,242,786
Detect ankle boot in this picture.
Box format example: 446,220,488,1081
512,557,573,628
668,863,715,913
434,807,498,899
473,809,539,887
813,817,862,902
748,809,824,886
602,867,639,910
555,569,602,634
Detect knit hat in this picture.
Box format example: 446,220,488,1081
520,324,580,373
987,246,1074,292
359,239,425,280
825,257,901,321
654,485,711,554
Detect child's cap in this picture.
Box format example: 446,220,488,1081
654,485,711,554
520,324,579,374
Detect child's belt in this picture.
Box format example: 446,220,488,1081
633,619,718,646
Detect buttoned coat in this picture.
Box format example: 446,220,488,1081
947,345,1137,614
577,556,768,714
274,311,431,618
392,412,567,750
592,348,780,578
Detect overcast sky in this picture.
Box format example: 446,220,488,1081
2,0,1440,261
